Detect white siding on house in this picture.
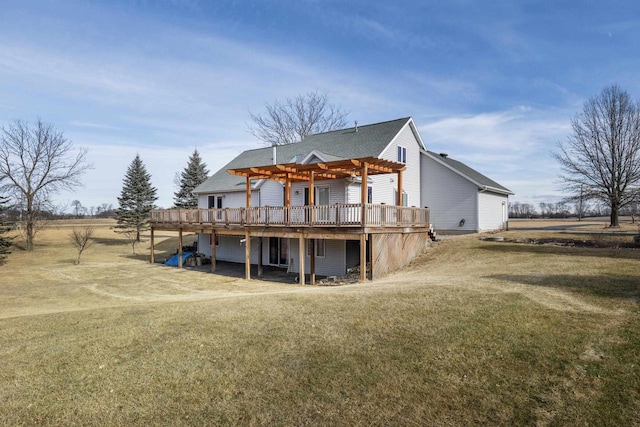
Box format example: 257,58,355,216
196,234,261,264
288,238,346,276
198,181,282,210
258,180,284,206
197,191,259,209
373,122,423,206
346,182,359,204
217,235,262,263
290,179,347,206
421,154,478,232
478,191,509,231
197,233,209,257
225,191,258,208
198,194,207,209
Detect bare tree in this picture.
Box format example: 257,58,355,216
71,200,84,218
70,227,94,264
554,85,640,227
248,91,349,146
0,195,12,263
509,201,539,218
0,119,90,250
120,228,138,254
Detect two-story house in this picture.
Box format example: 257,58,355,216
150,117,512,283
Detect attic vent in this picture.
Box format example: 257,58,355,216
439,153,448,158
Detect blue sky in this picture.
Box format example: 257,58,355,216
1,0,639,210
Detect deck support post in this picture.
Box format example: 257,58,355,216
360,233,367,282
150,228,155,264
361,163,368,226
298,235,305,285
284,174,291,224
245,231,251,280
396,170,403,206
310,238,316,285
211,231,216,272
246,176,251,208
257,237,264,278
309,172,315,225
178,229,183,268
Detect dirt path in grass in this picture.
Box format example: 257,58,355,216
2,231,633,321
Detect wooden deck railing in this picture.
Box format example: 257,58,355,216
150,204,430,228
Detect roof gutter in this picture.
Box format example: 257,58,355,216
479,185,514,196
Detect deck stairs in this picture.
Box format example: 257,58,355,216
428,224,437,241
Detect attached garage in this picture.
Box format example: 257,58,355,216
421,151,513,234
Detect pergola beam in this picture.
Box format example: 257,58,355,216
228,157,405,183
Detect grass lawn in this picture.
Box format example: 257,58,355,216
0,221,639,425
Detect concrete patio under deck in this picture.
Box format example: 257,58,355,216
157,259,327,285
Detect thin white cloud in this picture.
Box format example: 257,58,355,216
401,71,481,102
354,16,396,40
420,106,570,151
56,139,249,209
419,106,572,203
69,121,128,131
0,45,151,96
342,13,443,51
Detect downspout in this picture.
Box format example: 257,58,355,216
477,187,489,232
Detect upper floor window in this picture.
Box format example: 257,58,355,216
397,146,407,164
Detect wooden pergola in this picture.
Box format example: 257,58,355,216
226,156,407,284
227,156,407,208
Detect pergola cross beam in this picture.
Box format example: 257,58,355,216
228,156,406,207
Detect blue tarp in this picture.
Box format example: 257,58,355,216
165,252,193,267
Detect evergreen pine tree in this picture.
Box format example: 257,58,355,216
0,195,12,263
173,149,209,209
116,154,158,242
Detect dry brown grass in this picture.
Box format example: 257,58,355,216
0,222,639,425
511,216,640,233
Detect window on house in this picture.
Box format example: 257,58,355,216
305,186,330,222
316,187,330,205
213,195,223,221
367,186,372,204
304,186,330,205
269,238,289,266
307,239,326,258
394,190,409,206
397,146,407,164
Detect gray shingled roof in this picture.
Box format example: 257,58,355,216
426,151,513,195
194,118,412,194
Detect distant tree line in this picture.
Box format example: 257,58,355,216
509,200,640,222
1,203,117,222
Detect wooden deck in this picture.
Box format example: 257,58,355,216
149,204,432,285
150,204,430,231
